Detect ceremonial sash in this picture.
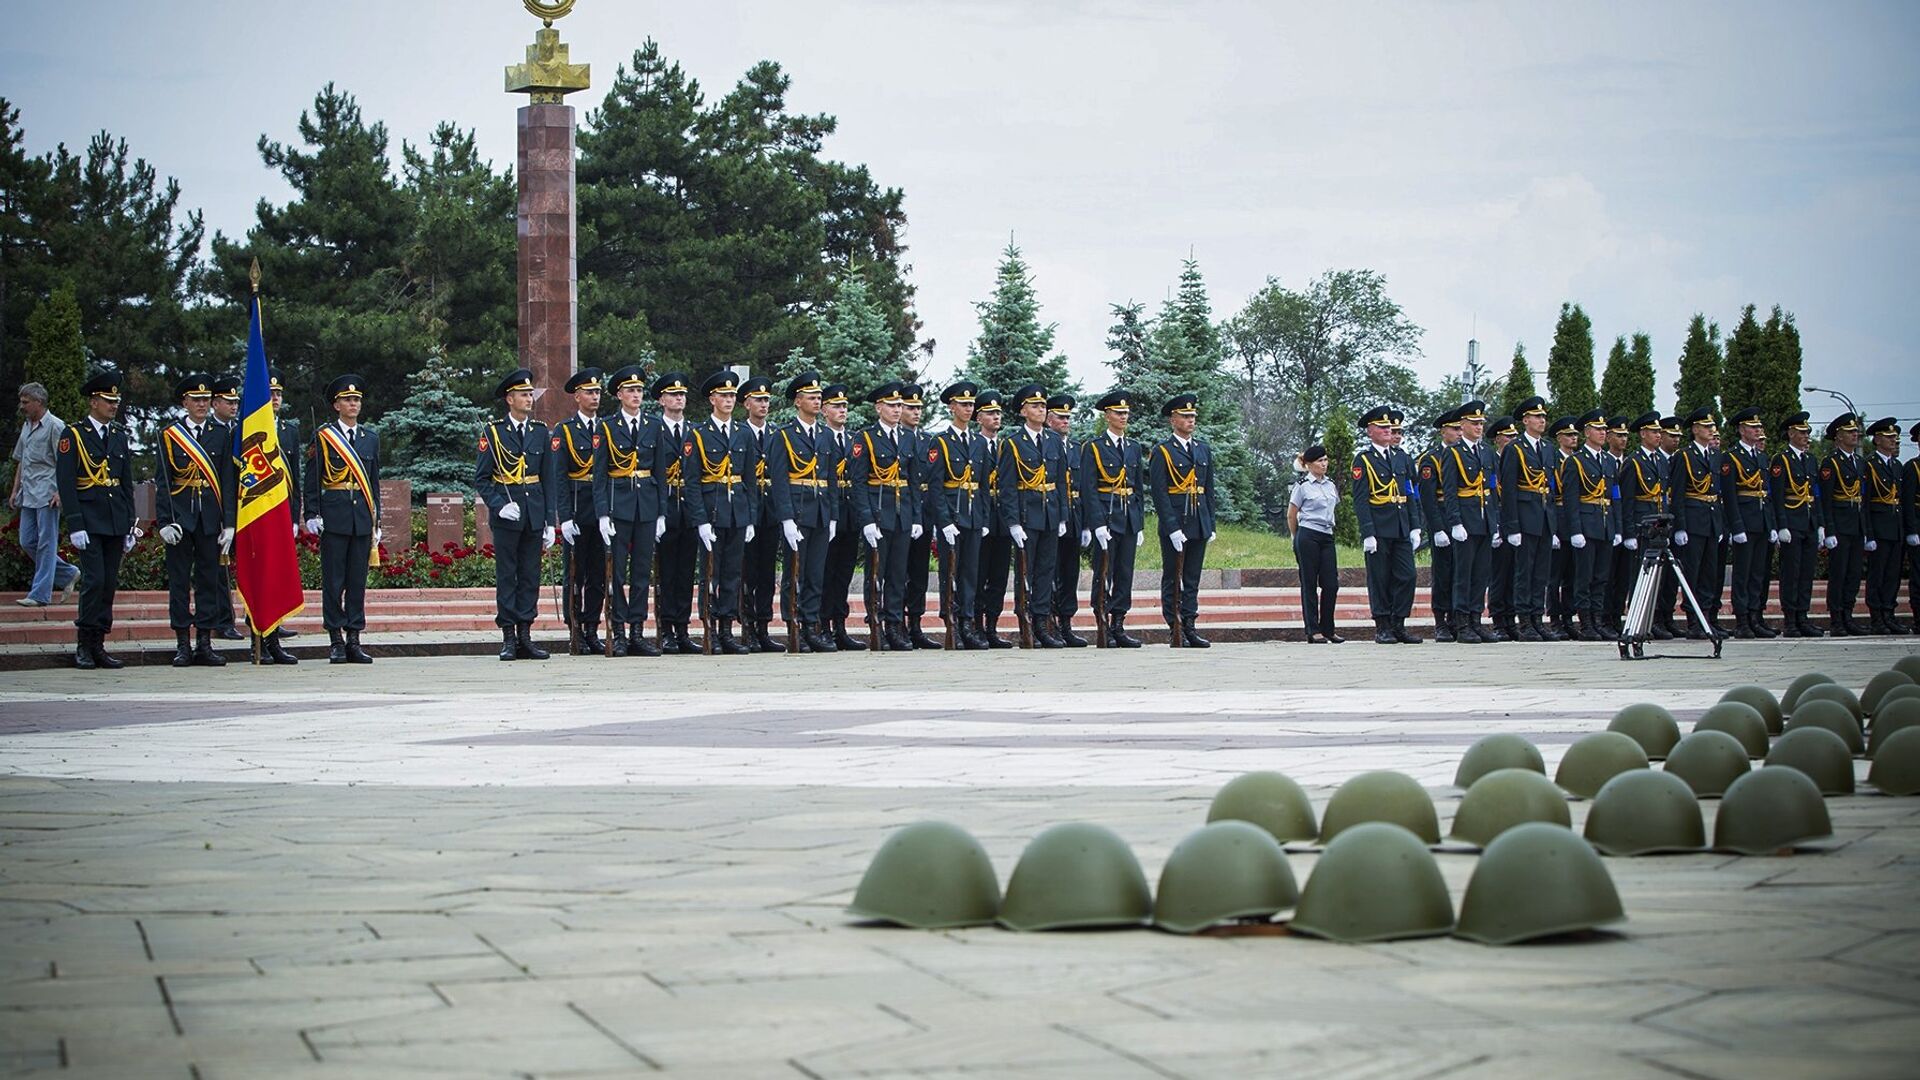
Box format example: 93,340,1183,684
317,426,376,507
163,425,223,504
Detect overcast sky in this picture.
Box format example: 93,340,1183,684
8,1,1916,421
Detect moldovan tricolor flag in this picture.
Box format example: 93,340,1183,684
231,294,304,635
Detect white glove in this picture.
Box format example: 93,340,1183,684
1822,532,1837,550
1625,537,1639,551
374,528,383,547
1136,530,1145,547
699,522,716,550
1907,534,1920,547
1170,529,1187,552
1778,528,1792,544
1056,520,1068,537
745,524,756,544
293,523,301,540
862,522,882,548
783,519,803,550
1362,536,1376,555
1551,534,1561,550
1612,534,1622,547
1095,525,1111,549
1209,532,1217,542
542,526,556,549
1764,530,1775,544
305,517,322,536
656,516,666,541
1816,526,1827,546
1410,529,1423,548
599,516,616,544
160,523,184,546
1450,523,1468,542
980,526,989,537
218,527,234,555
1674,530,1689,547
69,530,90,551
1571,533,1587,550
910,523,922,540
123,531,138,552
941,523,959,545
1866,539,1878,552
498,500,522,523
1732,532,1748,545
1492,533,1504,548
1079,529,1091,546
1507,533,1522,547
830,520,839,541
560,520,580,545
1432,531,1450,548
1008,524,1027,549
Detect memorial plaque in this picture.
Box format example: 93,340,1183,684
378,479,413,555
426,492,465,553
474,500,494,549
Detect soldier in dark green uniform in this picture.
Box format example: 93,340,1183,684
1667,407,1726,639
768,371,838,652
1770,411,1824,637
1651,416,1685,637
55,370,137,670
899,384,940,648
684,370,759,654
1544,415,1579,640
1819,413,1868,635
819,383,862,649
156,374,237,667
1442,400,1499,643
1559,410,1621,641
304,375,379,664
594,365,665,657
1721,407,1778,638
1499,397,1554,640
476,368,558,661
849,381,920,650
1350,404,1422,644
1081,389,1145,647
649,372,698,653
931,381,990,649
555,368,607,654
1863,416,1907,633
972,390,1014,648
740,375,782,651
1417,407,1459,641
205,373,247,641
1150,392,1218,648
1601,415,1635,635
997,384,1070,648
1045,393,1089,647
1485,414,1517,640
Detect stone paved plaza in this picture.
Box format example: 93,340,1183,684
3,639,1919,1078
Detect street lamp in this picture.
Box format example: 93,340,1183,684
1804,386,1856,418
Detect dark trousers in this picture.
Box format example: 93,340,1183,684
1363,537,1415,618
1451,534,1492,617
701,527,747,621
564,526,607,628
658,523,697,625
1428,544,1453,619
73,532,125,633
1606,542,1635,622
1907,541,1920,617
937,528,981,622
1549,542,1574,616
494,525,544,627
1017,529,1059,620
1728,530,1768,615
1675,533,1722,621
1294,527,1338,633
1512,533,1551,616
1826,536,1863,615
1867,540,1902,612
1778,534,1817,614
1489,540,1514,617
1159,531,1208,621
743,521,778,623
783,524,830,624
825,523,859,621
977,530,1012,623
320,531,370,631
1095,530,1138,617
165,529,223,630
607,519,657,628
870,530,911,623
1571,536,1608,611
1053,530,1082,622
214,562,237,628
905,529,932,620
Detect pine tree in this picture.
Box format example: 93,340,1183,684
1150,257,1260,523
1599,331,1655,420
1672,314,1721,418
960,241,1073,398
24,282,85,425
1719,304,1764,416
1545,302,1597,418
1758,307,1803,428
379,347,490,500
401,123,515,397
800,273,909,428
1322,403,1359,546
1497,342,1536,419
1103,300,1170,445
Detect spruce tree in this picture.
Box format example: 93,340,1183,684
1545,302,1597,417
1322,403,1359,546
1719,304,1764,415
1497,342,1536,419
801,273,908,428
960,242,1074,398
1672,314,1721,418
1103,300,1170,444
1599,332,1655,419
24,282,85,425
1758,307,1803,428
1150,257,1260,523
379,347,490,500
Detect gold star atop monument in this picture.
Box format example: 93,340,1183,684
506,0,590,103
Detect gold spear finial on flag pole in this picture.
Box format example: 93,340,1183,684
249,257,261,294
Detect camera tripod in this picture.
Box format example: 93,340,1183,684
1618,542,1722,661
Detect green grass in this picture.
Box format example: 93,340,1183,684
1118,522,1397,570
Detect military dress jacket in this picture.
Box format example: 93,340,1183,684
1768,446,1823,535
1818,451,1865,538
1719,441,1775,535
307,421,382,537
930,427,993,532
1349,443,1417,541
55,417,135,537
594,412,668,526
1666,442,1723,538
1499,435,1555,537
156,419,237,536
1079,433,1145,534
1557,446,1620,541
767,420,837,530
681,419,760,531
996,425,1070,533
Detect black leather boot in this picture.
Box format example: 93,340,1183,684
808,622,838,653
978,615,1011,649
90,630,123,669
216,624,245,641
75,630,97,670
1058,615,1088,648
1033,617,1065,648
909,618,940,650
1182,618,1212,648
345,630,375,663
716,619,750,655
263,631,298,664
1392,616,1423,644
658,622,682,654
1372,618,1396,644
631,624,660,656
576,624,604,655
329,629,349,664
515,624,549,660
753,621,781,652
1433,611,1456,643
609,623,629,656
673,623,698,654
172,629,194,668
833,618,865,651
1732,612,1755,639
194,628,226,666
499,626,518,661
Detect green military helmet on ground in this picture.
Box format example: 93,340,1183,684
997,822,1151,931
1764,727,1856,795
1868,697,1920,758
1714,766,1833,855
1784,698,1865,754
1318,770,1440,844
1289,822,1454,943
847,821,1001,929
1693,701,1771,758
1894,655,1920,683
1781,672,1837,715
1449,769,1571,848
1152,820,1299,934
1867,727,1920,795
1454,823,1625,945
1797,683,1864,725
1861,670,1915,716
1453,734,1546,789
1877,683,1920,719
1206,771,1318,843
1718,684,1784,735
1661,731,1752,798
1554,731,1651,798
1582,770,1705,856
1607,703,1682,760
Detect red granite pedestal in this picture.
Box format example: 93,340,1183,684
517,104,578,427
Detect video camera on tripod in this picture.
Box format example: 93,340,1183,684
1618,511,1720,660
1634,512,1675,553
